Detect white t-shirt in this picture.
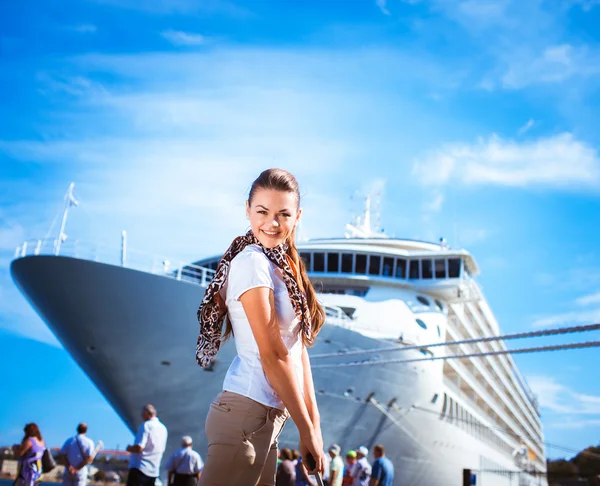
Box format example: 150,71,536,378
165,447,204,474
222,244,304,410
129,417,168,477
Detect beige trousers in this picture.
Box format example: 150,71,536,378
198,391,288,486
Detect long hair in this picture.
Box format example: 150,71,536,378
223,168,325,345
23,423,42,442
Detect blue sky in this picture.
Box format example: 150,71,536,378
1,0,600,461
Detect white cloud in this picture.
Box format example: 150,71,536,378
531,308,600,328
576,291,600,306
501,44,600,89
517,119,535,135
549,418,600,430
88,0,252,17
568,0,600,12
161,30,205,46
376,0,391,15
73,24,97,34
528,375,600,414
423,192,444,213
412,133,600,190
459,228,489,246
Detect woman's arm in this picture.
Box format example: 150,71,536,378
301,346,321,438
18,439,32,457
240,287,325,474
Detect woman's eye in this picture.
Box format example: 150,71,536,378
282,214,291,218
257,210,267,215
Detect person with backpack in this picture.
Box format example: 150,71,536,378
59,423,95,486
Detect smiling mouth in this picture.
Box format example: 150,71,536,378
262,230,281,237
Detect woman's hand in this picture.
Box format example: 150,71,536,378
299,431,325,476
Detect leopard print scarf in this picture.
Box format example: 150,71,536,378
196,230,311,368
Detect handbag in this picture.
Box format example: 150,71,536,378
41,448,56,473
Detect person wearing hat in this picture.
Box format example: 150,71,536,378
351,446,371,486
327,445,344,486
165,436,204,486
342,451,357,486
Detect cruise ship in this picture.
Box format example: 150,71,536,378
10,187,547,486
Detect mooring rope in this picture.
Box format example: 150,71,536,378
311,323,600,360
311,340,600,369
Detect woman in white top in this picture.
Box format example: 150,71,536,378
196,168,326,486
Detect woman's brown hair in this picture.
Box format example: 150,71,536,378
223,168,326,345
23,423,42,442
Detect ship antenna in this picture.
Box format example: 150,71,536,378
345,192,388,239
54,182,79,255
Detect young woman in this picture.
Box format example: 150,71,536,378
14,423,46,486
196,168,326,486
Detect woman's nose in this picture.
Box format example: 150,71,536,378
272,219,280,227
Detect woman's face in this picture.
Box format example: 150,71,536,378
246,188,301,249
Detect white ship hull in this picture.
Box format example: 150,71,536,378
11,255,543,486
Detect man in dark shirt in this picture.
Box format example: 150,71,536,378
370,445,394,486
276,448,296,486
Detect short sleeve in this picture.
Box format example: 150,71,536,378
60,439,69,454
227,249,275,301
165,452,174,471
372,460,381,479
135,423,149,449
84,438,94,455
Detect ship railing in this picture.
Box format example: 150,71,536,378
14,238,216,287
323,305,353,328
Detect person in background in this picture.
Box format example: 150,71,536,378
14,423,46,486
59,423,95,486
327,444,344,486
276,448,296,486
341,451,357,486
351,447,371,486
165,436,203,486
126,404,168,486
295,455,316,486
370,445,394,486
291,450,300,467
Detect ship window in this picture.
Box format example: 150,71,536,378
416,318,427,329
435,259,446,278
300,252,311,269
417,295,430,306
369,255,381,275
395,258,407,278
341,253,353,273
355,254,367,274
409,260,419,279
448,258,461,278
435,299,444,312
437,325,441,337
421,259,433,279
314,253,325,272
327,253,340,273
382,257,394,277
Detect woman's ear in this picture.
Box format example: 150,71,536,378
295,207,303,227
245,200,251,220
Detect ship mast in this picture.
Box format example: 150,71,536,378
345,194,388,239
54,182,79,255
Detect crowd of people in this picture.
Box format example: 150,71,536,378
12,405,394,486
276,443,394,486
